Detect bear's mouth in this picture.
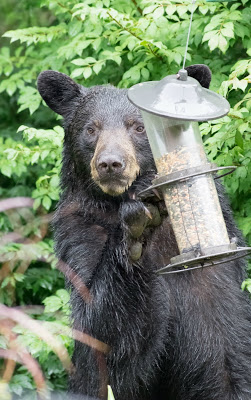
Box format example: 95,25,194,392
96,176,135,196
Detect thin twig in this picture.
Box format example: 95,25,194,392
131,0,143,15
107,11,162,60
57,260,93,304
56,1,82,21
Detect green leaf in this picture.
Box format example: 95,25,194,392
93,37,102,51
83,67,92,79
1,277,10,289
208,34,219,51
203,30,218,42
218,34,228,53
33,197,41,210
31,152,40,164
174,52,182,65
42,195,52,210
221,22,234,38
219,81,230,97
176,5,187,17
41,150,50,160
238,122,248,134
113,55,122,65
199,5,209,15
237,80,248,92
242,279,251,293
17,125,27,133
232,77,248,91
69,20,82,37
93,63,103,74
141,67,149,80
43,295,62,313
5,148,18,160
56,289,70,304
71,59,87,66
194,32,202,47
107,385,115,400
235,131,244,149
130,69,140,82
71,57,96,66
1,164,12,177
50,175,59,188
239,217,251,236
165,5,176,16
143,5,156,15
153,7,164,19
13,273,25,282
7,81,16,96
71,68,85,78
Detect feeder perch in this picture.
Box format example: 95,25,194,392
128,69,251,274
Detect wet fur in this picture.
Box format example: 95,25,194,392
37,68,251,400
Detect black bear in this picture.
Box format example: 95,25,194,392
37,65,251,400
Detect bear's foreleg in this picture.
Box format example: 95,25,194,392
54,199,170,400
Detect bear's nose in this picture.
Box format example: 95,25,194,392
97,155,125,176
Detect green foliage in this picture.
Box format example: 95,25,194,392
242,278,251,293
200,60,251,247
10,300,73,397
0,0,250,397
43,289,70,315
9,374,34,397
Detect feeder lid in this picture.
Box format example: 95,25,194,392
128,69,230,121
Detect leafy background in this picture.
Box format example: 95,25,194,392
0,0,250,398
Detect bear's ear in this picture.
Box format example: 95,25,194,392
185,64,211,89
37,70,82,116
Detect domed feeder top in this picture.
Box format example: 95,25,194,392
128,69,230,121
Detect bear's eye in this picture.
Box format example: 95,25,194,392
87,127,95,135
135,126,145,133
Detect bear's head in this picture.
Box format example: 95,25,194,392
37,65,211,197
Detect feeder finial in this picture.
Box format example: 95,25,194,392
177,69,188,81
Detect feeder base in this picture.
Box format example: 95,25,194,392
157,244,251,275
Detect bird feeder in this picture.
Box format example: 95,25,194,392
128,69,250,274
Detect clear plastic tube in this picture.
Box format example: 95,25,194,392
141,112,230,254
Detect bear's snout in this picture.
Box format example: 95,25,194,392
96,154,125,177
90,129,140,196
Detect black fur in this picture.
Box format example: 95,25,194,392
37,66,251,400
185,64,212,89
